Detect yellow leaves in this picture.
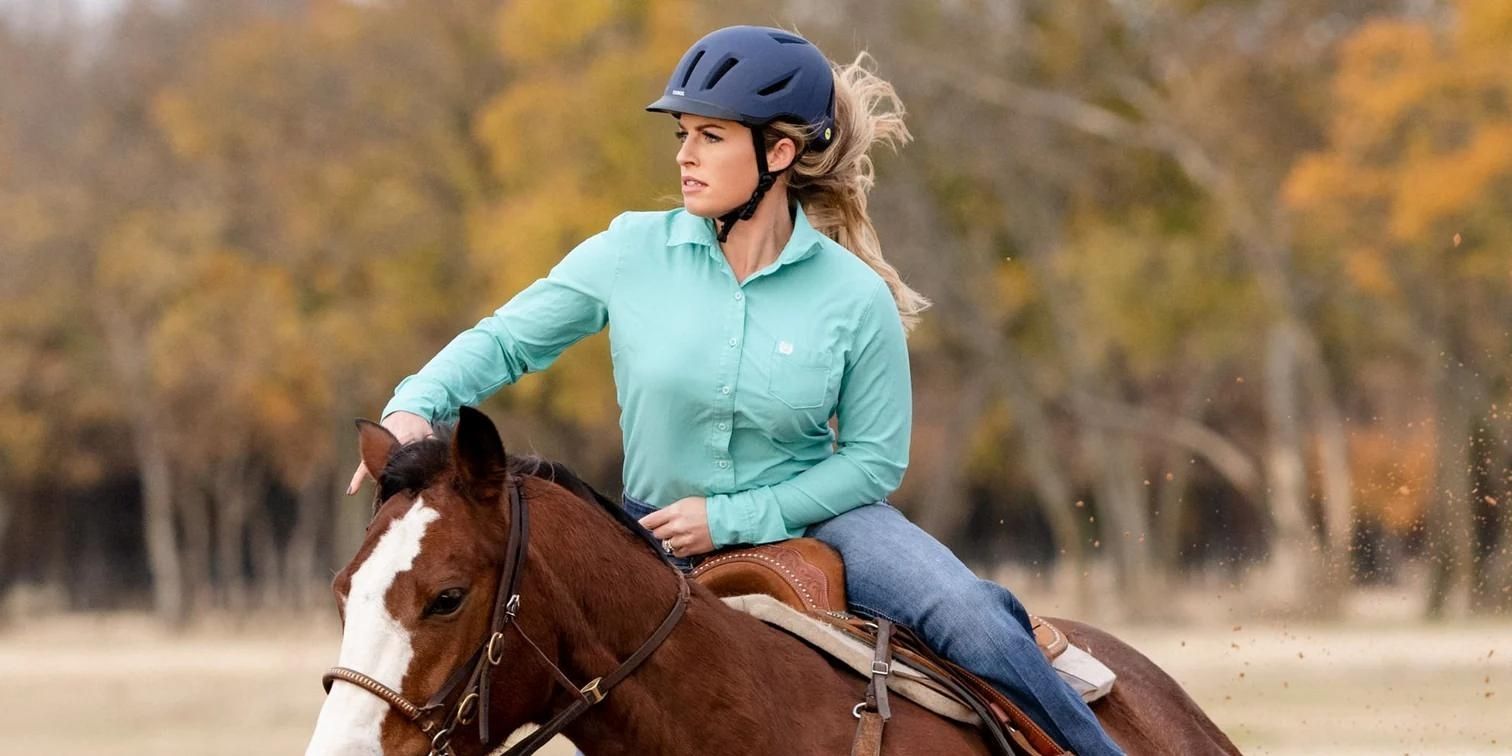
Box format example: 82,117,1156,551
1330,20,1438,148
1289,2,1512,292
497,0,620,65
1343,246,1396,297
1457,0,1512,49
992,257,1036,321
153,91,211,161
1388,124,1512,242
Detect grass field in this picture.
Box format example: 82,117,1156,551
1,607,1506,755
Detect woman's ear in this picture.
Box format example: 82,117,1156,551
767,136,798,173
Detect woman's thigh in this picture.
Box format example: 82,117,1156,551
804,502,1033,635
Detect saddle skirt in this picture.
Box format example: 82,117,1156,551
691,539,1116,751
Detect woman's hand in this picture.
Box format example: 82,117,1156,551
345,410,434,495
639,496,715,558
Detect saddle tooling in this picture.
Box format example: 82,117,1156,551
693,539,1116,756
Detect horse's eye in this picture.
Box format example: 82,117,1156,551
426,588,467,617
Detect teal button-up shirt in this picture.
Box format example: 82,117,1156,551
382,204,912,547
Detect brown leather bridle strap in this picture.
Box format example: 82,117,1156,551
322,667,432,723
321,475,693,756
498,575,691,755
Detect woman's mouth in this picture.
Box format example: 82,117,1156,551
682,177,707,193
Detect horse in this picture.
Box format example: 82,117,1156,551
305,406,1241,755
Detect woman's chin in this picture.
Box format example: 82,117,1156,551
681,196,735,219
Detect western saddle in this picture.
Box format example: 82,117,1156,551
691,538,1082,756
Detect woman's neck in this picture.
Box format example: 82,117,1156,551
718,188,794,283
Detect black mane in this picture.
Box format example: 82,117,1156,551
375,422,623,519
372,421,680,569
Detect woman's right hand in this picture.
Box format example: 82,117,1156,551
345,410,435,495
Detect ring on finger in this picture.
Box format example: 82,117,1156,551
661,538,675,554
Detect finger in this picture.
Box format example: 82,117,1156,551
638,508,673,530
345,464,368,496
647,522,680,542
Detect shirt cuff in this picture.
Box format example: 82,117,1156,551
705,492,751,548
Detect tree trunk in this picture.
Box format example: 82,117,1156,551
1425,364,1476,619
1086,427,1152,617
98,302,185,624
132,420,185,624
175,478,214,613
1477,423,1512,613
1261,323,1322,610
1298,339,1354,616
212,458,252,612
246,490,281,609
998,356,1089,615
1156,369,1219,585
282,469,332,609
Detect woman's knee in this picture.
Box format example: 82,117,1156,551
919,577,1035,637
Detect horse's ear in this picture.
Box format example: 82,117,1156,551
452,405,507,505
356,419,399,482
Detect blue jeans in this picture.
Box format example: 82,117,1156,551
621,494,1124,755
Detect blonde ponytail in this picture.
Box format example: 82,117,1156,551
767,52,930,332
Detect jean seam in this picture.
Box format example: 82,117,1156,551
846,600,903,627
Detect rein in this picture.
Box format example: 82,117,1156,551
321,477,693,755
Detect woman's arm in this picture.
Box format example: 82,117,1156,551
348,216,625,494
704,280,912,547
381,216,626,424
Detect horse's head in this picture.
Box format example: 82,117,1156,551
306,407,561,756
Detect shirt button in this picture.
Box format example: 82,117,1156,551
720,385,731,395
717,422,728,431
733,292,743,301
717,460,729,469
727,337,737,347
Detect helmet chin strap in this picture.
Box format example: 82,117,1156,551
716,125,783,243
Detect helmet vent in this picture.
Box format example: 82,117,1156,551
756,71,797,97
679,50,704,88
704,56,740,89
769,32,807,45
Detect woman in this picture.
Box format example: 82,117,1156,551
347,25,1123,755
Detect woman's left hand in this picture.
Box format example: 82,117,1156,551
639,496,715,558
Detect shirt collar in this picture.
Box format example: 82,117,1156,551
666,202,827,266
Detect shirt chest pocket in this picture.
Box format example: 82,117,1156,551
766,343,833,410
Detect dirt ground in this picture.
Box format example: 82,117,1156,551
1,607,1506,755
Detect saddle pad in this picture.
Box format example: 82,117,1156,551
722,594,981,724
723,594,1116,707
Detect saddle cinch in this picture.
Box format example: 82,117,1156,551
691,539,1116,756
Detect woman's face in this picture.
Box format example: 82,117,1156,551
674,114,792,218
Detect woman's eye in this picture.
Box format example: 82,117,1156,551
425,588,466,617
674,130,688,142
704,132,722,143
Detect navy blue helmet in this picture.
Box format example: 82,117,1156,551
646,25,837,152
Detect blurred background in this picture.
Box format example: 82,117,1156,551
0,0,1508,753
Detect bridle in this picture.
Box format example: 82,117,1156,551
321,478,693,756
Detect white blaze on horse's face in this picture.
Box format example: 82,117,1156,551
307,498,440,756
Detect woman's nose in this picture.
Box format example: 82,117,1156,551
677,139,696,166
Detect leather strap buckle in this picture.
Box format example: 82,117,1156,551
454,692,479,725
486,631,507,666
429,726,452,755
870,660,891,676
580,677,605,705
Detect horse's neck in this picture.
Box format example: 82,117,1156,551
535,498,853,755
